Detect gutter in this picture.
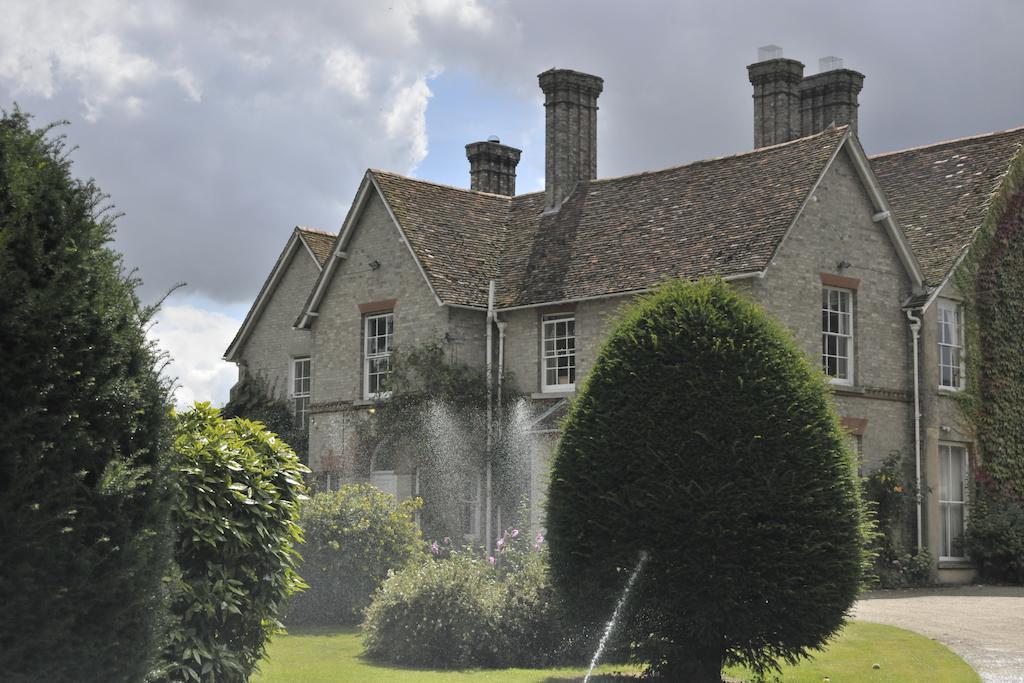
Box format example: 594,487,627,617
905,308,924,552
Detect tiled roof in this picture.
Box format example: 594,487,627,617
371,171,511,307
872,126,1024,286
371,127,848,308
297,227,336,267
498,127,847,307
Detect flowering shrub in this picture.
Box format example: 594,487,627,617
285,484,424,626
862,452,932,588
363,528,581,668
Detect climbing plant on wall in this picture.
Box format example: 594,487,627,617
954,144,1024,581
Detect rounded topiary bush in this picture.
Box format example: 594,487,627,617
547,279,865,681
286,484,425,626
362,553,500,668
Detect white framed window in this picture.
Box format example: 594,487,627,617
939,443,969,560
938,301,964,390
822,287,853,384
364,312,394,399
542,314,576,391
459,473,481,539
292,357,311,430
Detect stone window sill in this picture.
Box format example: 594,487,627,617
531,391,575,400
938,560,974,570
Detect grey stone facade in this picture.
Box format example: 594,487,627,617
227,59,1017,583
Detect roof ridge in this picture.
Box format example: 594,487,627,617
295,226,336,237
369,169,514,201
582,125,849,187
870,124,1024,159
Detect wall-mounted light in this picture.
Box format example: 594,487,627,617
369,259,381,271
837,260,852,270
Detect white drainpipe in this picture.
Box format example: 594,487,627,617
485,281,495,554
905,308,924,552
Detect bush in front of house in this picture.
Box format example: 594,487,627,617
362,550,500,668
363,528,579,669
546,278,866,682
0,110,174,682
965,479,1024,584
153,404,309,683
285,484,425,626
861,451,932,588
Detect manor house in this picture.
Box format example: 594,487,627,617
224,49,1024,583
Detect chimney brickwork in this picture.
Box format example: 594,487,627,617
466,139,522,196
748,49,865,148
538,68,604,210
748,58,805,148
799,68,865,137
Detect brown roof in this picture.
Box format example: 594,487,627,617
872,126,1024,285
371,171,510,307
297,227,336,267
371,126,848,308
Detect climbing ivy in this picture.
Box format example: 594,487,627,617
954,144,1024,581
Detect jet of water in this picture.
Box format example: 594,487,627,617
583,550,650,683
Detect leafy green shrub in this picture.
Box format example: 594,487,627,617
285,484,425,626
965,480,1024,583
362,551,500,668
861,452,932,588
547,278,865,681
0,110,173,683
154,404,308,682
223,372,308,463
363,527,578,669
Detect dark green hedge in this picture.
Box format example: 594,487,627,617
546,278,864,680
0,111,173,682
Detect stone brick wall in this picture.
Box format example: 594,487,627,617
307,191,450,470
744,147,915,473
236,244,318,400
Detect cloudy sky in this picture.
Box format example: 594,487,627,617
3,0,1022,407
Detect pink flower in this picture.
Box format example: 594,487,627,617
496,536,505,550
430,541,439,555
510,528,520,538
534,532,544,550
443,537,451,545
488,556,496,565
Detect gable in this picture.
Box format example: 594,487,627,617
224,229,324,362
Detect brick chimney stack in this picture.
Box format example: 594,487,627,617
466,137,522,196
747,46,805,148
800,57,865,136
538,68,604,210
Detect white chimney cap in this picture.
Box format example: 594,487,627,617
758,45,784,61
819,56,844,72
487,135,501,143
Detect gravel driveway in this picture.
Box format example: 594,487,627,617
852,586,1024,682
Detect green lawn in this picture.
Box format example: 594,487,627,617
254,621,979,683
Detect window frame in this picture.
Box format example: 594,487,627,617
541,313,577,393
291,356,311,431
938,443,969,561
363,311,394,400
937,300,965,391
459,472,481,540
821,286,854,385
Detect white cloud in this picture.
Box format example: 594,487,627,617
323,47,370,100
148,303,240,409
384,75,434,168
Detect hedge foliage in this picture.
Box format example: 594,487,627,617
154,404,308,683
0,110,173,682
954,144,1024,578
285,484,424,626
546,279,865,681
362,528,576,668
